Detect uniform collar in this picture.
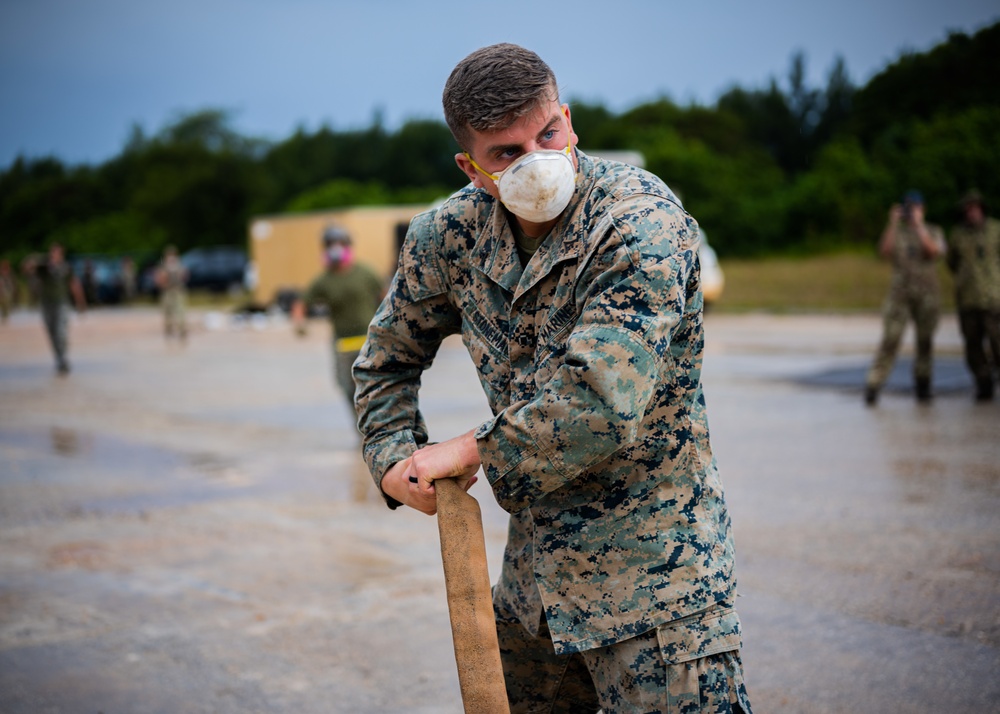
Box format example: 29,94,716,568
471,151,593,299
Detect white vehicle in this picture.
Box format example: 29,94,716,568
699,233,725,307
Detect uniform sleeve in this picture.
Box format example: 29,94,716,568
353,210,462,506
476,197,701,513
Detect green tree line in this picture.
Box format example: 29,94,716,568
1,21,997,266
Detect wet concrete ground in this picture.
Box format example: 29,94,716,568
0,306,997,713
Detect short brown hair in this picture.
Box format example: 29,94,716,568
442,43,559,151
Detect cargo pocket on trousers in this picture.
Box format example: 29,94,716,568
656,606,751,713
656,606,741,663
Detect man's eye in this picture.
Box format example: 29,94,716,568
542,130,556,142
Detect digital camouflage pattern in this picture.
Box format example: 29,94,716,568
496,598,750,712
354,152,739,656
948,217,1000,311
866,221,946,388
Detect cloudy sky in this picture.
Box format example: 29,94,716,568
1,0,997,167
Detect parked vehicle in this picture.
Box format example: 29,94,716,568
69,254,125,305
180,246,248,294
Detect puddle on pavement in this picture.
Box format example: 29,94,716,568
795,356,973,394
0,427,381,526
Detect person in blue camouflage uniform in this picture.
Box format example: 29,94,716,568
353,43,751,713
864,191,946,405
947,190,1000,401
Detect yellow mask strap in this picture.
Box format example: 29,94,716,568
464,152,499,182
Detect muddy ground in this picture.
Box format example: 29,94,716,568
1,306,997,713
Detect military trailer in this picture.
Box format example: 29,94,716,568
247,204,427,308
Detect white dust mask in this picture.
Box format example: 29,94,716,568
467,137,576,223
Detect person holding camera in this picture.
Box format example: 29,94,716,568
864,191,946,404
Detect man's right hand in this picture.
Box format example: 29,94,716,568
381,436,480,516
382,457,442,514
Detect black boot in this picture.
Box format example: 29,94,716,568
864,386,878,406
915,377,932,403
975,377,994,402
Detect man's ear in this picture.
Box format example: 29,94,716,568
454,153,483,187
563,104,579,149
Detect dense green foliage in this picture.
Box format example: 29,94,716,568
2,22,997,263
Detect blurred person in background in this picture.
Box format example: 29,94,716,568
291,225,384,418
864,190,946,405
80,259,99,305
155,245,188,341
947,189,1000,401
0,259,16,323
22,243,87,375
120,256,137,304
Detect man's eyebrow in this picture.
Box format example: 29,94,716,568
485,116,562,156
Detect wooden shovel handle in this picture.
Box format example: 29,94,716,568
436,477,510,713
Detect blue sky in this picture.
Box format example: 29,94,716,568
1,0,997,167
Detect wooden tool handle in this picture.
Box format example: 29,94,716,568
436,477,510,713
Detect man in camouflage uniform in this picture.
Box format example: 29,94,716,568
292,226,384,416
864,191,946,405
354,44,751,712
947,189,1000,401
23,243,86,374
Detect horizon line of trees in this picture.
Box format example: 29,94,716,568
1,21,998,267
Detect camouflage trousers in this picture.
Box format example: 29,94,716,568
496,599,752,713
41,303,69,371
958,308,1000,383
161,288,187,338
866,289,940,389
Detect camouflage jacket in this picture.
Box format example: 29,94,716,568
887,221,946,299
354,152,737,655
947,217,1000,310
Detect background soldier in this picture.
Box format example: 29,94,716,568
155,246,188,341
120,256,137,304
0,259,16,323
291,225,384,417
22,243,86,374
864,190,946,404
947,189,1000,401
